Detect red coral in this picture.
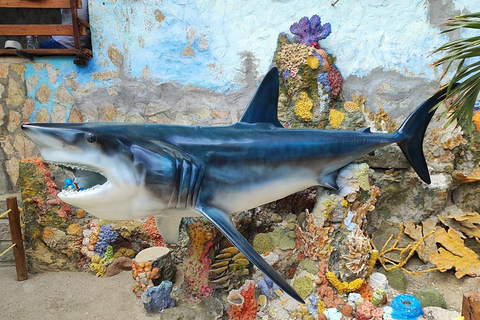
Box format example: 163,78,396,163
227,280,259,320
327,66,343,106
143,216,165,246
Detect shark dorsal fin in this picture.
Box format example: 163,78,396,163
238,67,283,128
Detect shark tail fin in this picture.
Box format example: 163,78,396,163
396,84,456,184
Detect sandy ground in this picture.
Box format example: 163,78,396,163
0,266,154,320
1,260,479,320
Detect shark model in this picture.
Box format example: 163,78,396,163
22,67,451,303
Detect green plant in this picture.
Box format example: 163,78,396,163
433,12,480,131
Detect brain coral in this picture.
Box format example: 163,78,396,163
253,233,274,254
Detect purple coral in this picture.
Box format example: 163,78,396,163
94,225,118,256
290,15,331,46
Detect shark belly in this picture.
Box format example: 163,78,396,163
204,164,317,214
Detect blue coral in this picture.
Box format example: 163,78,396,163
257,276,281,299
318,72,330,92
141,281,175,313
290,15,331,45
391,294,423,320
307,293,318,315
94,225,118,256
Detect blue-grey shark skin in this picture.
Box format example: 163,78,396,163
21,67,452,304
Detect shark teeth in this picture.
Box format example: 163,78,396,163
47,161,107,195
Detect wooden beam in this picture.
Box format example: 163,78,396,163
0,49,76,56
463,291,480,320
0,0,72,8
6,197,28,282
0,25,73,36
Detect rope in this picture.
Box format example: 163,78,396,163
0,209,11,219
0,243,16,257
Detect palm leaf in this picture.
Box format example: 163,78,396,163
433,12,480,132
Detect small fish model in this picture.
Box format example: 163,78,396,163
22,67,450,303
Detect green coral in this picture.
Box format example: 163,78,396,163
298,258,319,274
253,233,274,254
293,276,313,300
414,288,447,309
269,227,295,250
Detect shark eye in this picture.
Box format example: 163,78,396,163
86,133,97,143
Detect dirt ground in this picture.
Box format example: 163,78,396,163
0,266,154,320
1,260,479,320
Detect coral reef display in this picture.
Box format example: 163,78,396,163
17,12,480,320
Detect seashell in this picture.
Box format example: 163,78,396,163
211,260,230,268
209,266,228,275
227,289,244,306
232,253,246,261
220,247,238,255
215,253,231,260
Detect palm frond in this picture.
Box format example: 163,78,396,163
433,12,480,132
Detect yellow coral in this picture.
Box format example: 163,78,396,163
67,223,82,236
366,249,379,278
329,109,345,129
295,92,314,122
277,43,314,70
307,56,320,70
317,300,325,314
344,95,366,113
326,272,363,295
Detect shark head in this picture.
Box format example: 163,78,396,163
22,123,178,220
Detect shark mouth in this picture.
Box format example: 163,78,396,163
55,163,108,197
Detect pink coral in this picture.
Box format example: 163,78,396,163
227,280,259,320
356,301,383,320
143,217,165,246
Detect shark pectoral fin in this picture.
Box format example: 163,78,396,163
155,216,183,243
319,171,339,190
196,205,304,304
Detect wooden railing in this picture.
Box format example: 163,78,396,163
0,0,92,65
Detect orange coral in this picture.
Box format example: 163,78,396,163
144,216,165,246
227,280,258,320
42,227,54,241
356,282,374,301
187,218,215,255
473,110,480,131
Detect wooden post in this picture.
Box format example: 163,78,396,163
462,291,480,320
6,197,28,281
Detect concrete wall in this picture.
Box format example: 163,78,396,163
1,1,479,192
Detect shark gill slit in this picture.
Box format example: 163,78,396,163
171,158,204,209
